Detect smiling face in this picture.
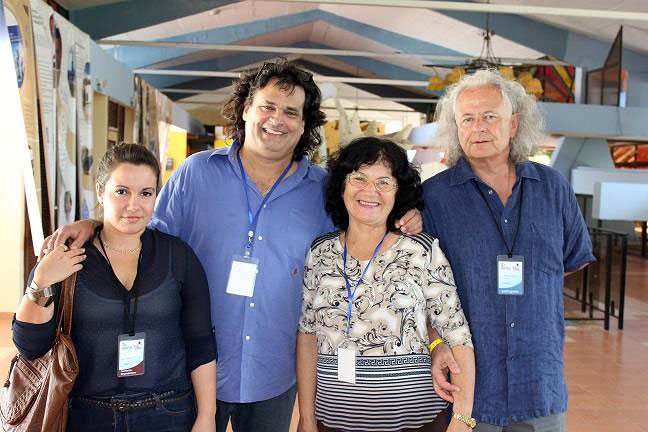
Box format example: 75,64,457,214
343,161,397,230
455,85,519,164
242,78,306,163
96,163,157,236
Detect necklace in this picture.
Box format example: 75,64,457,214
101,235,142,254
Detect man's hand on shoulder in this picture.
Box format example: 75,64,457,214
40,219,96,260
396,208,423,235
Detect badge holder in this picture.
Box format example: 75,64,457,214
337,347,356,384
497,255,524,295
226,253,259,298
117,332,146,377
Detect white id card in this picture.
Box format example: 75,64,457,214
117,332,145,377
497,255,524,295
226,255,259,297
337,347,356,384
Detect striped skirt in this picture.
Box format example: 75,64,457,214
315,354,448,431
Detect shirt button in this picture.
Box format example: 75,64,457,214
245,335,251,341
488,190,493,195
263,204,267,208
510,322,515,328
504,219,508,223
258,235,263,240
250,302,255,308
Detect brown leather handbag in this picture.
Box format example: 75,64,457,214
0,274,79,432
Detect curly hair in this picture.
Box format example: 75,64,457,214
434,69,546,166
325,137,423,233
222,59,326,161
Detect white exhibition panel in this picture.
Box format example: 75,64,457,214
592,182,648,221
571,167,648,195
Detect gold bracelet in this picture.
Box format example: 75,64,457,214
427,338,443,353
452,411,476,429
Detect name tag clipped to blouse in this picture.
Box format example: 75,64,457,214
117,333,146,377
337,347,356,384
497,255,524,295
226,252,259,297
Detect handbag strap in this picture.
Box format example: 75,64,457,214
55,273,77,337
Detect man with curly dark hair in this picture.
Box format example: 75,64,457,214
42,60,423,432
222,60,326,163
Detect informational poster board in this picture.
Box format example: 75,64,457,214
134,76,172,161
74,31,94,219
31,0,94,226
4,0,41,217
0,0,44,253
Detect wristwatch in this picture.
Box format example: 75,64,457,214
452,411,477,429
25,281,55,306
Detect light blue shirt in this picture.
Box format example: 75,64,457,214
151,142,333,402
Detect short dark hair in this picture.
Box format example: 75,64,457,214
222,59,326,161
325,137,423,232
96,143,161,194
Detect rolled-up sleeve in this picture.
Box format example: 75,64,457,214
424,238,473,348
562,185,595,272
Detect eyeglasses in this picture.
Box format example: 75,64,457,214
346,173,398,193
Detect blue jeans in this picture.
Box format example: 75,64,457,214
216,385,297,432
67,390,196,432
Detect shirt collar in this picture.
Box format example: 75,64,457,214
450,157,540,186
208,139,317,183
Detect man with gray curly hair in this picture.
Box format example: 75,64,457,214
422,69,594,431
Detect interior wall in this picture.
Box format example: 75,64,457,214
92,92,108,221
0,156,24,312
124,107,135,144
163,130,187,184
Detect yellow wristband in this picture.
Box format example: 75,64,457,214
427,338,443,353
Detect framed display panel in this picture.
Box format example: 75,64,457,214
586,27,623,106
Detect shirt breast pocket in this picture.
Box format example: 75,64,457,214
530,221,564,275
282,207,324,262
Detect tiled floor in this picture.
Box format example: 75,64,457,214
2,253,647,431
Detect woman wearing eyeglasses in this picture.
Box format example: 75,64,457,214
296,137,475,432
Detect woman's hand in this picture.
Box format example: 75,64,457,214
297,415,319,432
33,245,86,288
430,342,461,403
191,413,216,432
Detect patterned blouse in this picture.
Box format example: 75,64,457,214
299,232,472,431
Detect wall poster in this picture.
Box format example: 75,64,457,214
4,0,41,219
31,0,94,227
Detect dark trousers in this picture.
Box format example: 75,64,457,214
215,385,297,432
316,406,450,432
67,390,196,432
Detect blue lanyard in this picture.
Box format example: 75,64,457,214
342,231,388,335
237,149,293,256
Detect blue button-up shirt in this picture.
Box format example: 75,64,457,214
151,142,333,403
422,158,594,426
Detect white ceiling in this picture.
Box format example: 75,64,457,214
84,0,648,124
55,0,127,10
478,0,648,54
